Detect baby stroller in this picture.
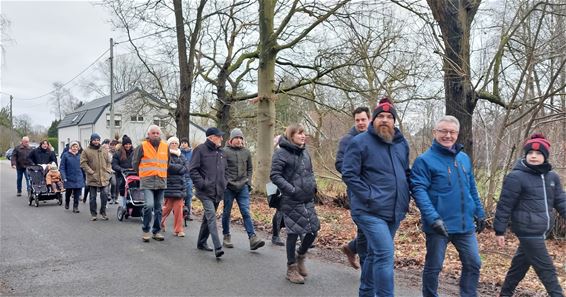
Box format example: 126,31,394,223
117,170,145,221
26,165,62,207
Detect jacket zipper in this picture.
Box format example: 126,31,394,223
541,174,550,239
453,158,466,231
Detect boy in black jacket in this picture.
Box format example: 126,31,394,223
494,133,566,297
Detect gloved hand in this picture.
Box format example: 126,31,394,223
432,219,449,237
475,216,487,234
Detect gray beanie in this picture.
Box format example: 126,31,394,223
230,128,244,140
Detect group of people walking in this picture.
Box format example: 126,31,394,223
10,97,565,296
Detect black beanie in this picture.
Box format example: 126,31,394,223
122,135,132,145
372,96,398,122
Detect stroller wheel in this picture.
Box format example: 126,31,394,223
117,206,124,221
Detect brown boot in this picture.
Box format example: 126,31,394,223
296,253,308,277
286,264,304,284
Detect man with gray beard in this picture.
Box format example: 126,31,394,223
342,97,411,297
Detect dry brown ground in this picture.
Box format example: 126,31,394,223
193,195,565,297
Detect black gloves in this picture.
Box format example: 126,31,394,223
475,216,487,234
432,219,449,237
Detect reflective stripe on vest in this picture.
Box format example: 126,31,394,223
139,140,168,178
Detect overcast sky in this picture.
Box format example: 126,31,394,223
1,1,124,127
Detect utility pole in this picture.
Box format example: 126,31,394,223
109,38,115,139
10,95,14,148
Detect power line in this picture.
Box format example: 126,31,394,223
17,48,110,101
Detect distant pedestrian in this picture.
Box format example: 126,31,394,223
180,137,193,221
132,125,169,242
60,141,84,213
411,115,486,297
80,133,112,221
221,128,265,250
270,124,320,284
494,133,566,297
11,136,33,196
336,106,370,270
161,137,187,237
190,127,227,258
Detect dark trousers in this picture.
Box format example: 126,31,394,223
286,232,317,265
65,188,81,208
197,198,221,250
272,210,284,237
500,237,564,297
89,186,108,216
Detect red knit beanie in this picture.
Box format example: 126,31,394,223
523,133,550,160
371,96,398,122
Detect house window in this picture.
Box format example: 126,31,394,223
130,115,144,122
106,114,122,127
153,116,166,127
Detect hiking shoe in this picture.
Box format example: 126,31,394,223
215,248,224,258
90,216,97,221
72,208,80,213
296,253,308,277
152,232,164,241
286,264,304,284
16,192,22,197
341,244,360,269
142,232,151,242
249,234,265,250
65,204,69,210
272,236,285,246
223,234,234,248
197,244,213,251
176,232,185,237
100,214,109,221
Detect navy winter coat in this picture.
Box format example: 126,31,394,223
60,151,85,189
164,151,187,199
189,139,227,202
494,160,566,238
270,136,320,235
335,126,361,174
180,147,193,180
411,140,486,234
29,147,57,165
342,126,410,223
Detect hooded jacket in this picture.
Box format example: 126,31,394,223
342,125,410,223
270,136,320,234
189,139,227,202
80,144,111,187
29,146,57,165
224,144,253,192
60,150,85,189
411,140,486,234
493,160,566,238
164,150,187,199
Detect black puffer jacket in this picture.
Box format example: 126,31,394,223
189,139,227,202
164,150,187,199
112,148,134,173
494,160,566,238
270,136,320,234
29,147,57,165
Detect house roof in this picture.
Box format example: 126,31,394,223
58,88,161,129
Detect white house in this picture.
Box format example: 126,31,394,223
57,88,206,155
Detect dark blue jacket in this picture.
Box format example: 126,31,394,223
411,140,485,234
342,126,410,223
29,147,57,165
60,151,85,189
494,160,566,238
335,126,361,173
189,139,227,202
180,147,192,180
164,151,187,199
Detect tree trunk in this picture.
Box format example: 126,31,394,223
427,0,480,159
254,0,277,193
216,65,232,143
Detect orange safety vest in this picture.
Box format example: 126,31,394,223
139,140,168,178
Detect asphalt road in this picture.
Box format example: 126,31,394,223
0,160,422,296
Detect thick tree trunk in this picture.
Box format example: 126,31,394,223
254,0,277,194
173,0,191,139
427,0,480,160
216,66,232,142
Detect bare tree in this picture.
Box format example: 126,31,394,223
50,82,80,120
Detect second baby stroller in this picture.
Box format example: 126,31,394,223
117,170,145,221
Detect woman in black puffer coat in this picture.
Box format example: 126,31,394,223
270,124,320,284
161,137,187,237
29,140,57,166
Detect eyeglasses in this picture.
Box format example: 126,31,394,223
434,129,459,136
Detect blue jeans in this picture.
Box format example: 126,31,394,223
352,214,399,297
184,176,193,210
16,167,30,193
222,187,255,238
142,189,164,234
423,232,481,297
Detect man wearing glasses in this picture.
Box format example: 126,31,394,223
410,115,487,297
